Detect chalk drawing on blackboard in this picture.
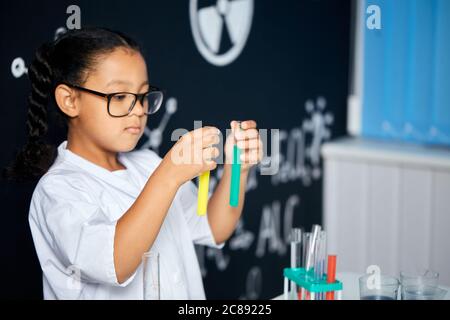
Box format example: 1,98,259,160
239,266,262,300
229,219,254,251
255,194,300,258
190,0,254,66
54,27,67,41
303,96,334,179
11,58,27,78
10,26,77,79
271,96,334,186
256,201,285,257
206,247,230,271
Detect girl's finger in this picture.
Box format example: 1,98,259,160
237,138,260,150
240,149,260,164
203,146,219,161
241,120,257,130
235,128,259,141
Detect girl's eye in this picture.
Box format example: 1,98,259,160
113,94,127,101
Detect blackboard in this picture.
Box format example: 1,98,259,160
0,0,350,299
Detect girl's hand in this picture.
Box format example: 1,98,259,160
163,126,221,186
225,120,263,173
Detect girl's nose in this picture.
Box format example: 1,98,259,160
129,98,145,116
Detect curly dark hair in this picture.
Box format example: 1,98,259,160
3,27,142,182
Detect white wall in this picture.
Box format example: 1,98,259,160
322,137,450,286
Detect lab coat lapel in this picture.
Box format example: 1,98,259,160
117,152,149,190
59,141,141,199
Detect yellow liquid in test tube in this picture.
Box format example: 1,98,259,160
197,171,210,215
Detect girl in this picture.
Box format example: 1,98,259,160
5,28,263,299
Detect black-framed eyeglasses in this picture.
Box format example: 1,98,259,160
62,82,164,117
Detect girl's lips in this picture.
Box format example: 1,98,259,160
125,127,141,134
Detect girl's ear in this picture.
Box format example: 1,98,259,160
55,84,80,117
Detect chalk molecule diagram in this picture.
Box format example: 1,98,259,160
303,96,334,180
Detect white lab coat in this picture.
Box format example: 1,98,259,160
28,140,224,300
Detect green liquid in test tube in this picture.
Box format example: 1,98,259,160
229,122,241,207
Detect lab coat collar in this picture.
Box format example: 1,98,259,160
56,141,142,198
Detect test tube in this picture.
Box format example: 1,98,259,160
290,228,302,300
315,231,327,299
326,255,337,300
302,232,311,272
306,225,321,272
290,228,303,268
312,231,321,299
230,122,241,207
322,232,328,299
300,232,311,300
198,126,220,215
304,225,321,300
197,171,210,215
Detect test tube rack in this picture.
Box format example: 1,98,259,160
283,268,343,300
